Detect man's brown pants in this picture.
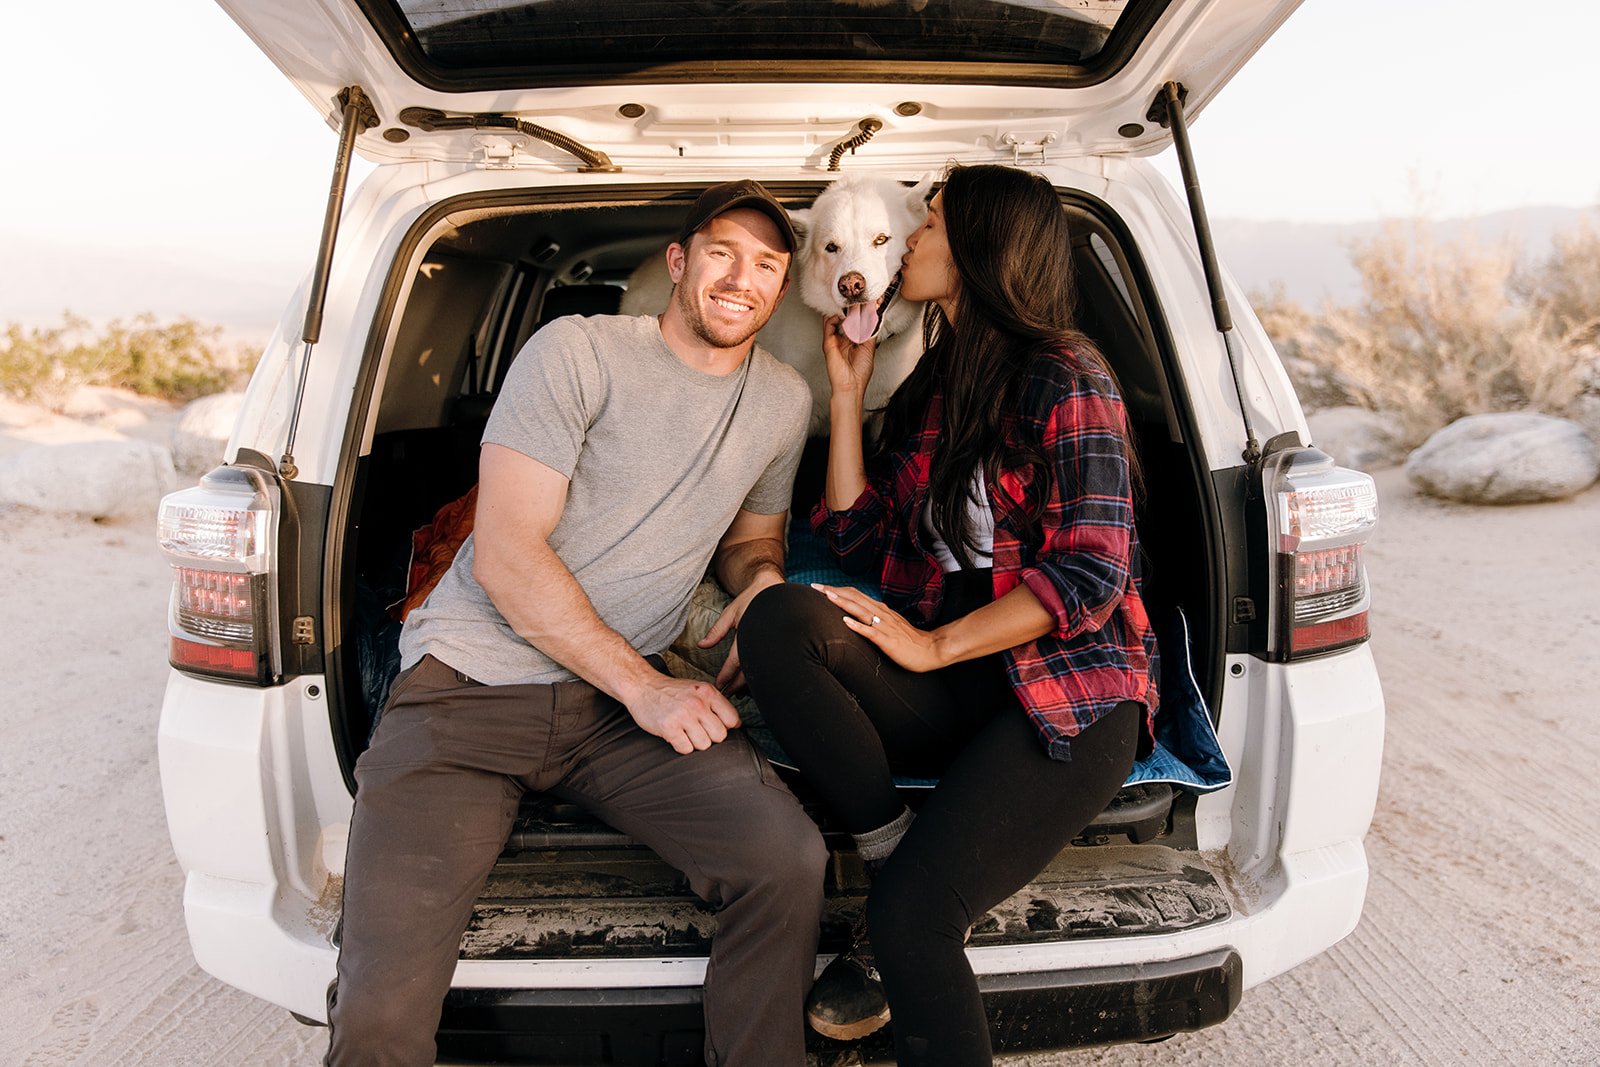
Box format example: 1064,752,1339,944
326,654,828,1067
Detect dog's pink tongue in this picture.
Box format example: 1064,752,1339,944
842,302,880,345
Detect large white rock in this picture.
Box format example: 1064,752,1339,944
1406,412,1600,504
171,392,245,476
1307,406,1408,471
1567,395,1600,453
0,440,178,519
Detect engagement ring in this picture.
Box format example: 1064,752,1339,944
870,615,881,626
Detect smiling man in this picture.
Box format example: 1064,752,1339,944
328,181,822,1067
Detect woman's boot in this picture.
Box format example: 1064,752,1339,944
805,808,913,1040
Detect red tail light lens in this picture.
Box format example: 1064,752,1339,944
170,636,262,676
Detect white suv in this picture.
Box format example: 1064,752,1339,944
156,0,1384,1059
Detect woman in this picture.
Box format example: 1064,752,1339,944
738,164,1159,1066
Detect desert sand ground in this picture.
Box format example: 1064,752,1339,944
1,395,1596,1066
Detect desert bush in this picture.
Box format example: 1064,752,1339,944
0,313,258,408
1517,219,1600,347
1249,285,1358,413
1252,218,1600,447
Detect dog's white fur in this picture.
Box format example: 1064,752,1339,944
619,175,931,433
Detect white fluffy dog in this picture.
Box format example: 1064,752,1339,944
620,174,931,433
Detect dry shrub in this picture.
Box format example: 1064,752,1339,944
1516,219,1600,383
1253,218,1600,447
0,313,258,409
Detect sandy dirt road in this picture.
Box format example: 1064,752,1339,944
1,465,1596,1066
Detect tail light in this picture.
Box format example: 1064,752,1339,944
158,466,282,685
1263,448,1378,660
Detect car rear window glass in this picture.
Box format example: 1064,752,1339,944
364,0,1161,86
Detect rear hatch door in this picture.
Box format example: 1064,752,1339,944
218,0,1303,170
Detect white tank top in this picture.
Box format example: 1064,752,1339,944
923,469,994,572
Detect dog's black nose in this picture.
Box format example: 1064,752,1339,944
838,272,866,301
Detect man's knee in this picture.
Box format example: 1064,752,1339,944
773,809,830,894
719,791,828,912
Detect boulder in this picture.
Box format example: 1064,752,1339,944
1567,395,1600,453
171,392,245,476
1307,406,1408,471
1405,413,1599,504
0,440,178,519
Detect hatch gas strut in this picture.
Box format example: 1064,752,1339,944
828,117,884,171
1147,82,1262,468
399,107,620,173
280,85,379,481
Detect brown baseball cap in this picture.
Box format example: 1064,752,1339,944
677,180,797,252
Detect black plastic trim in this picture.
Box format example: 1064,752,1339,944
1213,463,1259,657
351,0,1173,93
1062,191,1230,722
433,949,1243,1063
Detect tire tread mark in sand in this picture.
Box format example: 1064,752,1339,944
20,997,101,1067
1331,866,1501,1065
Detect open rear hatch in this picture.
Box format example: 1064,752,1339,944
217,0,1304,171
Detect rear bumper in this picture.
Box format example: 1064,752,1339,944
435,949,1243,1064
161,644,1382,1038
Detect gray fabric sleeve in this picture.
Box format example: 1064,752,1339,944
483,317,605,478
740,384,810,515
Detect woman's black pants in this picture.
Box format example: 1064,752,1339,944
740,580,1139,1067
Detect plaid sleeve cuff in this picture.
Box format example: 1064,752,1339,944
1020,565,1074,637
809,485,882,532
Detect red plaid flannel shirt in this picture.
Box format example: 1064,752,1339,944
812,347,1159,759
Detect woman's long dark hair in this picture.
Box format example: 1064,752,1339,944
874,164,1140,567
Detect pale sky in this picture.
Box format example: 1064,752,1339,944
3,0,1597,270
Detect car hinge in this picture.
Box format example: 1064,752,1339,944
280,85,380,481
399,108,621,174
1147,82,1262,469
999,131,1058,166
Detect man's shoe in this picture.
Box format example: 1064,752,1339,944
806,919,890,1041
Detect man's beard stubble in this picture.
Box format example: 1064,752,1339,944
673,282,768,351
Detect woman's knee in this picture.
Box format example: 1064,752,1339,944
738,582,840,679
865,858,970,961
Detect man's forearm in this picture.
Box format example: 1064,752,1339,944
714,535,787,597
475,539,658,703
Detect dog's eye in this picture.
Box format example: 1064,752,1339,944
873,234,890,247
824,242,839,254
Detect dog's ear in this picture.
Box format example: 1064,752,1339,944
787,207,812,248
905,176,935,216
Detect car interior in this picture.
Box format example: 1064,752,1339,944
335,186,1222,916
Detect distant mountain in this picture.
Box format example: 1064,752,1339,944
1212,205,1599,308
0,234,306,344
3,205,1596,339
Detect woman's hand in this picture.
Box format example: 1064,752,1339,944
811,583,947,673
821,314,876,403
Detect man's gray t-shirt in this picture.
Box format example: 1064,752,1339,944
399,313,811,686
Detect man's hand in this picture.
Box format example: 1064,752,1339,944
622,671,743,754
699,568,783,693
